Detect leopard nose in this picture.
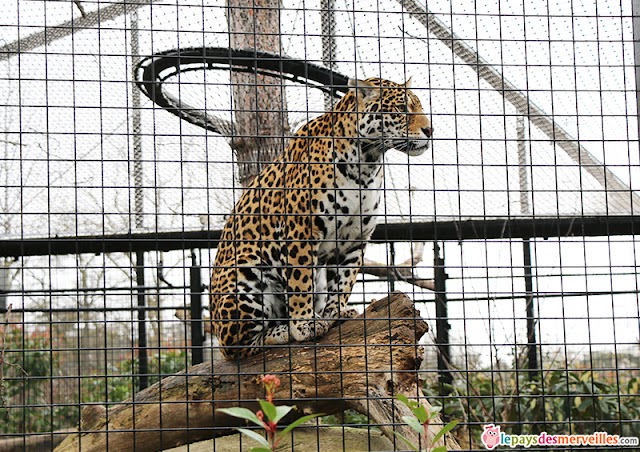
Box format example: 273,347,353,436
422,126,433,138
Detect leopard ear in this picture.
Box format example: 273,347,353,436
404,76,413,88
348,78,379,103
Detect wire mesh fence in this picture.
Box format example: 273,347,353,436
1,0,639,450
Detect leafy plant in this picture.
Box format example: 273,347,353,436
81,349,188,404
0,340,188,435
394,394,459,452
0,319,60,433
322,409,370,427
424,369,640,448
218,375,323,452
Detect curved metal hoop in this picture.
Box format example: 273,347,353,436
136,47,350,134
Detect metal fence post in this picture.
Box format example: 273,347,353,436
523,240,539,380
434,242,453,389
190,252,204,365
0,263,7,313
517,115,540,380
136,250,149,390
633,0,640,145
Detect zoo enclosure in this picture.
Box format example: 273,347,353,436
1,0,640,450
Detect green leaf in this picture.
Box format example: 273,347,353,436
576,398,593,413
428,405,442,419
431,419,459,445
273,405,294,423
280,413,323,436
249,448,273,452
258,400,277,422
393,432,419,452
217,408,265,428
235,428,270,448
413,405,428,423
402,415,424,435
397,394,411,406
580,371,592,383
597,397,609,414
432,446,448,452
397,394,420,411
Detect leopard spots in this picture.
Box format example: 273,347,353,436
210,77,432,359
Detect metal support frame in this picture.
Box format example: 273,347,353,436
190,252,204,365
2,216,638,258
130,10,148,391
398,0,640,213
388,242,396,292
135,250,149,390
434,242,452,389
522,240,539,380
321,0,337,110
633,0,640,145
518,115,539,379
0,264,7,313
0,0,164,62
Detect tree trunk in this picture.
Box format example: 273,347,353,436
54,292,460,452
227,0,289,187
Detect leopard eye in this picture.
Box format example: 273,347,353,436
396,103,408,112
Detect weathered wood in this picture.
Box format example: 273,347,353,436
165,427,395,452
0,428,74,452
55,292,460,451
227,0,290,187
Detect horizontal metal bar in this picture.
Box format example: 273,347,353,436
0,230,221,258
0,216,638,258
373,216,640,242
6,289,639,315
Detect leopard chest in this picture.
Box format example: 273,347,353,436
314,166,383,263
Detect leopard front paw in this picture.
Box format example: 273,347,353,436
291,318,331,342
323,306,360,320
341,308,360,319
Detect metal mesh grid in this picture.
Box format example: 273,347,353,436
1,0,639,451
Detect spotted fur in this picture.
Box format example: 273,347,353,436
210,77,433,359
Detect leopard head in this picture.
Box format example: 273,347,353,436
347,77,433,156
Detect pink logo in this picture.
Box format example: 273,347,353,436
481,424,501,449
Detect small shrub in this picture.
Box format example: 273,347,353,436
218,374,323,452
425,369,640,447
394,394,459,452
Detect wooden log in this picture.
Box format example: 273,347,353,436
0,428,75,452
55,292,460,451
165,427,395,452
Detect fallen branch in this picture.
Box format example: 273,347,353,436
362,243,435,291
56,292,459,452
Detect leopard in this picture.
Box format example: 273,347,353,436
210,76,433,359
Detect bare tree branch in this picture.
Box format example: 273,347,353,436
362,242,435,291
74,1,87,18
175,309,213,335
0,139,24,147
0,303,27,411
